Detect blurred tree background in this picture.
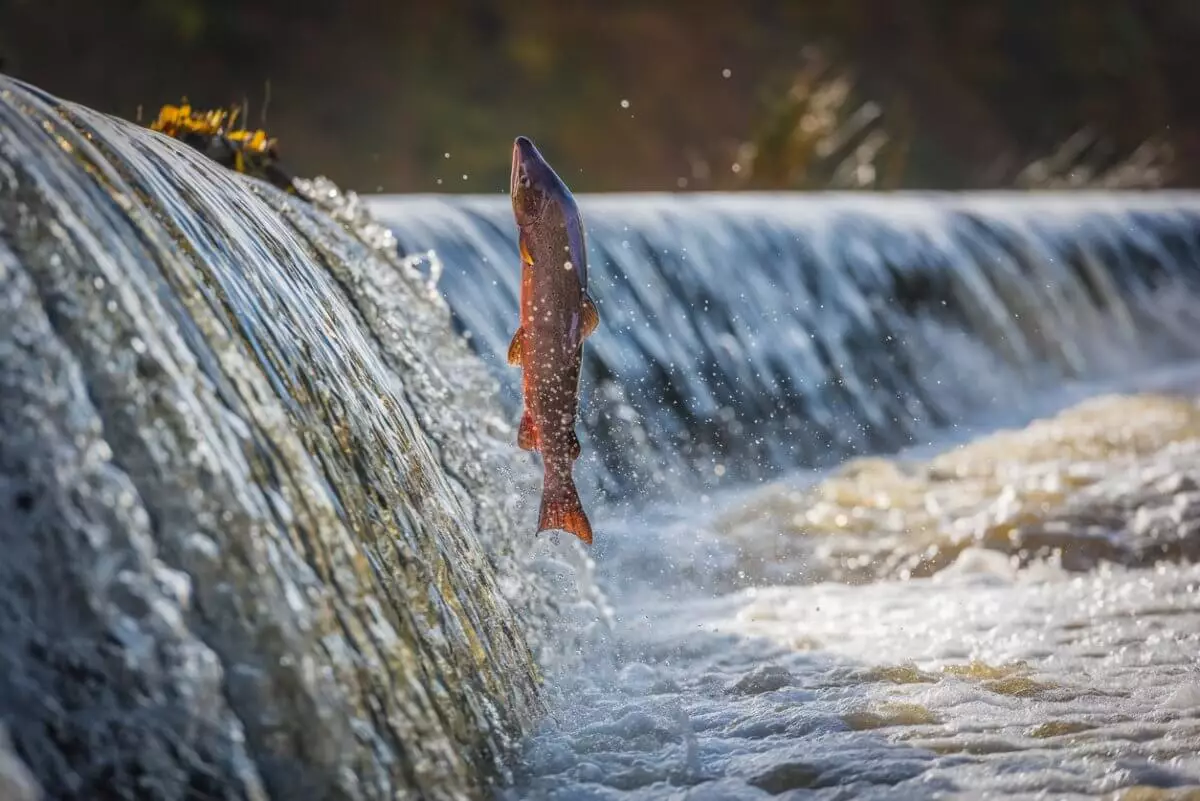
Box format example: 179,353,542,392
3,0,1199,193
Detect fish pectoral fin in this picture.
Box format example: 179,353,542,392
506,327,525,366
569,431,581,461
519,235,534,266
581,295,600,339
517,412,539,451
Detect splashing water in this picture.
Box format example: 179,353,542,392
368,194,1200,798
370,192,1200,502
0,76,602,800
485,388,1200,801
4,71,1200,800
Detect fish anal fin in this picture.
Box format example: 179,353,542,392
581,295,600,339
507,327,524,366
537,476,593,544
517,412,539,451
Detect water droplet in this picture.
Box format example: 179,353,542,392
722,68,732,78
731,163,742,174
444,152,451,158
620,99,630,109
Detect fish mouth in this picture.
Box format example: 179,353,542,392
511,135,572,227
510,139,524,198
511,136,536,197
511,135,546,225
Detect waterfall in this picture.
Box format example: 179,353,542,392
0,77,598,801
370,192,1200,499
6,70,1200,801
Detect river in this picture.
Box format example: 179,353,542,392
370,195,1200,800
0,72,1198,800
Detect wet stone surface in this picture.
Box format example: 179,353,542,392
6,74,1200,801
0,75,591,801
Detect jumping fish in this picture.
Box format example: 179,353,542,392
507,135,600,544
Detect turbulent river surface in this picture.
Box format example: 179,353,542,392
369,195,1200,800
1,72,1199,801
497,386,1200,801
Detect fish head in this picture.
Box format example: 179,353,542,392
511,135,576,229
511,136,589,285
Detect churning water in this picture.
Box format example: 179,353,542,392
368,195,1200,799
1,71,1199,801
490,388,1200,801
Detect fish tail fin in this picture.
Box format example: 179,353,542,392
538,473,593,545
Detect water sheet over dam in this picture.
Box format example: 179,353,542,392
3,71,1200,800
372,192,1200,500
369,189,1200,799
0,76,602,801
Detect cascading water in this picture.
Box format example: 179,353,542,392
371,193,1200,501
5,70,1200,801
0,76,602,801
369,193,1200,798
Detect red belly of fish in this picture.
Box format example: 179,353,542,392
520,265,582,456
518,262,592,543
